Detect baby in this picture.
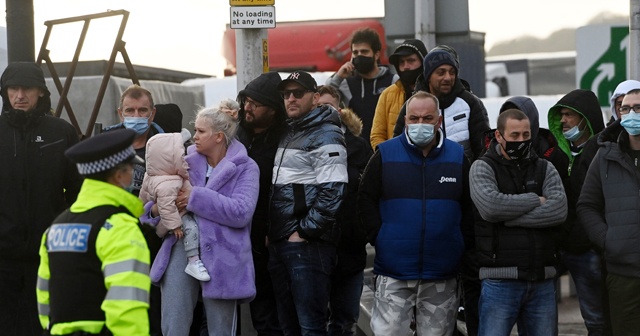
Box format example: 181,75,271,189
139,129,210,281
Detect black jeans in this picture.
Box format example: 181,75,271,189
0,259,42,336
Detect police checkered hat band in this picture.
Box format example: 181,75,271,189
65,128,143,176
76,146,136,175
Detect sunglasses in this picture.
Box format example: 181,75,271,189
280,89,313,99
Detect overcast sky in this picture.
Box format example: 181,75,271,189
0,0,630,76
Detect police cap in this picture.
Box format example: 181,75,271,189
65,128,144,175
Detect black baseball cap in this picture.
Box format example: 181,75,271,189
277,71,318,92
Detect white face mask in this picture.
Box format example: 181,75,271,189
407,123,435,146
563,118,585,142
118,165,135,192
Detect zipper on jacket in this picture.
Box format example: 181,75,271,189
39,139,65,156
419,157,427,276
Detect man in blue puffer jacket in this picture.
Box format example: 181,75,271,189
358,91,473,336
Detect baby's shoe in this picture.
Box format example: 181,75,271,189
185,260,210,281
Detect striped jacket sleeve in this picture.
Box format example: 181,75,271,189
36,231,51,330
96,213,151,336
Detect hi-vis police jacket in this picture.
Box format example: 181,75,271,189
37,178,150,336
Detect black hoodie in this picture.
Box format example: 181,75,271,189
547,89,606,253
481,96,563,162
236,72,288,254
0,62,82,261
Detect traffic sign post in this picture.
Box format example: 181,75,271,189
577,25,629,108
231,2,274,331
230,0,276,95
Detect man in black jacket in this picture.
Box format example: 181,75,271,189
0,62,83,335
547,89,609,335
578,89,640,335
236,71,287,335
269,71,347,335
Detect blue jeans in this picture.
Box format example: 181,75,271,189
328,268,364,336
268,240,336,336
478,278,557,336
560,249,609,335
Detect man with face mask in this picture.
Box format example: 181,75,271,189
358,91,473,336
103,85,164,196
546,89,611,336
370,39,428,150
470,109,567,335
326,27,398,142
102,84,164,335
579,88,640,335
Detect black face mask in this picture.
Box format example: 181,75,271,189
352,55,376,74
398,68,422,87
500,134,532,161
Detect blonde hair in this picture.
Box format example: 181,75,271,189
194,106,238,147
219,98,240,120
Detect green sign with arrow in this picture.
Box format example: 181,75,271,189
579,26,629,107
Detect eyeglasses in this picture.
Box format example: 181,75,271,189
280,89,313,99
619,104,640,114
243,98,265,109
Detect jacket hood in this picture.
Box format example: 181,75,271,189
145,133,189,179
610,80,640,120
548,89,605,156
500,96,540,141
373,65,393,79
389,39,428,72
289,104,342,131
339,107,363,137
597,119,623,146
1,62,52,114
237,72,286,123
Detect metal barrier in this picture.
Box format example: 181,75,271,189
36,9,140,138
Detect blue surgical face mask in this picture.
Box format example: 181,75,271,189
123,116,150,135
563,117,586,142
407,123,436,146
621,111,640,136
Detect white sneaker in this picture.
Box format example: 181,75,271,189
185,260,210,281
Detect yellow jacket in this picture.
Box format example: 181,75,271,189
370,80,408,150
37,178,150,336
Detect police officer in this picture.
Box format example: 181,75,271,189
36,128,151,336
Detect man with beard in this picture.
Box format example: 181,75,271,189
236,71,287,335
393,48,490,162
326,27,397,142
370,39,428,150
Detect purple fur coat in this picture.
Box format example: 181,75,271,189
148,139,259,302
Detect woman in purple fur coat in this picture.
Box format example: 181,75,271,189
143,106,259,336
